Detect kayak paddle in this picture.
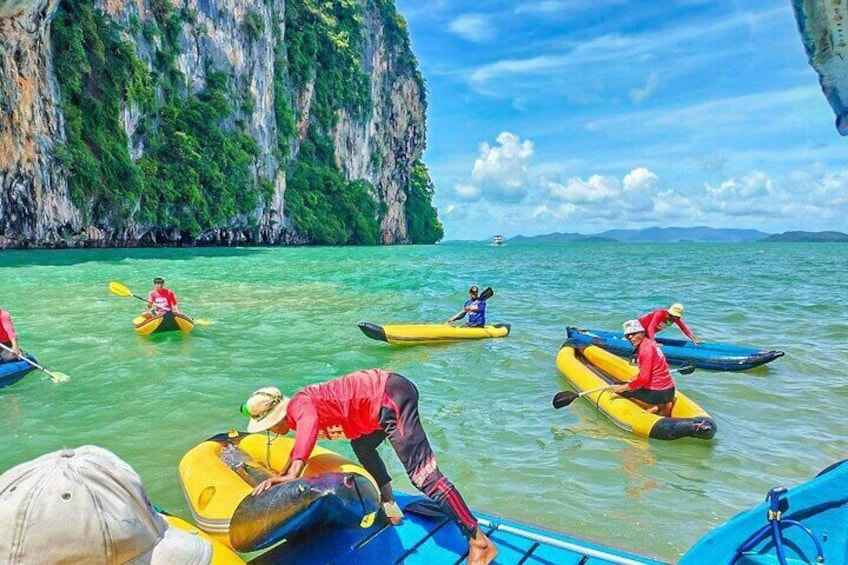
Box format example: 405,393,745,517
552,365,696,409
108,281,212,325
479,286,494,301
0,343,70,383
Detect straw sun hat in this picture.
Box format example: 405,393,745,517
667,303,685,317
242,387,290,433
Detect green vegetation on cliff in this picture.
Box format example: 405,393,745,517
51,0,440,244
53,0,261,236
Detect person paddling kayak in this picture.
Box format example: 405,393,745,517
146,277,181,315
446,285,486,327
612,319,676,417
0,307,21,363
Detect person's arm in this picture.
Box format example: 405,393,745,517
252,402,318,496
146,291,155,310
614,343,652,393
644,311,662,339
446,302,469,324
675,318,700,343
1,311,20,357
169,290,181,313
251,458,306,495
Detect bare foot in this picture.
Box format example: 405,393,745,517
467,530,498,565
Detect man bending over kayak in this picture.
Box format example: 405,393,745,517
639,302,701,344
612,320,676,417
241,369,498,565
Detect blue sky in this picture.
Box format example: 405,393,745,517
394,0,847,240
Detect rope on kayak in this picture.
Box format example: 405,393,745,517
731,487,824,565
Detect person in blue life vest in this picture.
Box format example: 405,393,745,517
446,285,486,327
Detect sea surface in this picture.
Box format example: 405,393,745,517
1,242,847,562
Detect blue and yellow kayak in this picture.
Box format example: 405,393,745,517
556,342,716,440
133,311,195,335
567,326,784,371
358,322,511,345
0,355,37,389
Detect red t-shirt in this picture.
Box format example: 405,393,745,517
638,308,694,340
147,289,178,313
285,369,392,462
628,338,674,391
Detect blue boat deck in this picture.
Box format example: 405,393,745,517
249,493,666,565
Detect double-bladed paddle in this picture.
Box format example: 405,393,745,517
552,365,695,409
108,281,212,325
0,343,70,383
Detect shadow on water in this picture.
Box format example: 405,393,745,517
0,246,265,267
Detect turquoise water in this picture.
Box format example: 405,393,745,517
1,242,847,561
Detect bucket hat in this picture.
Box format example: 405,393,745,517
242,386,290,433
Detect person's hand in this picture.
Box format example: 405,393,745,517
691,337,702,345
251,474,294,496
611,384,629,394
11,345,20,357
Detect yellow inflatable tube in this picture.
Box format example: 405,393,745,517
164,515,245,564
556,344,716,440
179,432,380,551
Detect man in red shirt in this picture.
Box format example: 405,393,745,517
146,277,180,315
612,320,676,417
241,369,498,565
0,307,21,362
638,302,701,343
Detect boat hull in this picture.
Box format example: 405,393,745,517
556,342,716,440
0,355,37,389
358,322,511,345
179,432,379,552
250,491,668,565
567,327,783,371
681,459,848,563
133,311,195,335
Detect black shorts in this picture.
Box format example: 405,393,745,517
620,387,675,405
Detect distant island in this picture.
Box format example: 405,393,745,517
475,227,848,244
760,231,848,242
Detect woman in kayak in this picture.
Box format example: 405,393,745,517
0,307,21,362
241,369,498,565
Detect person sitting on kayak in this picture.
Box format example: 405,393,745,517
612,320,676,417
638,303,701,344
146,277,181,315
0,307,21,363
446,285,486,327
241,369,499,565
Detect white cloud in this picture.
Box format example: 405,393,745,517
452,132,534,203
623,167,659,191
448,14,494,43
454,183,482,202
630,72,659,104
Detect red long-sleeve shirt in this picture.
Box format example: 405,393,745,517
0,309,17,343
638,308,694,340
628,338,674,391
284,369,391,462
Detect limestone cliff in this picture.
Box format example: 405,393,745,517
0,0,442,247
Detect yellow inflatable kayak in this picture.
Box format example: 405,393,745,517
163,515,245,564
358,322,511,345
555,343,716,440
178,431,380,552
133,310,195,335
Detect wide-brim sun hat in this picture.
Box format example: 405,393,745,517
668,303,685,317
243,386,290,433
